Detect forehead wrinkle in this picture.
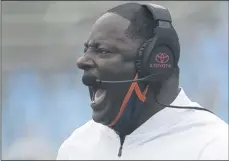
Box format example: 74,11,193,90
88,31,131,49
97,36,129,45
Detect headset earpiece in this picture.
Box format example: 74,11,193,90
144,45,174,81
135,3,180,83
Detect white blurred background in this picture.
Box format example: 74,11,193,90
1,1,228,160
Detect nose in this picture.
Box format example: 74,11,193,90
76,55,95,71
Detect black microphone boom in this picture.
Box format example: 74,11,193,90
95,74,215,115
96,74,155,84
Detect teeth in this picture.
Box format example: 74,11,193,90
92,91,95,101
95,89,104,100
92,89,107,104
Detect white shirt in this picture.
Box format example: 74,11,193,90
57,89,228,160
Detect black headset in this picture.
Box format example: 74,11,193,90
95,3,214,115
135,3,180,82
135,3,214,114
97,3,180,84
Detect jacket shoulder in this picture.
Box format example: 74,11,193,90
195,111,228,160
56,120,101,160
198,131,228,160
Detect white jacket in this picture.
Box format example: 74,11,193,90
57,89,228,160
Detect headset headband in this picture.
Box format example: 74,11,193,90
142,4,172,22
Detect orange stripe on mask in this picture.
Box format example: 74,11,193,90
134,83,146,102
108,75,137,127
143,85,149,96
108,74,149,127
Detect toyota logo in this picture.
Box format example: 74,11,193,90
155,53,169,64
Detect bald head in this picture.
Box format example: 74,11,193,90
78,10,141,124
107,3,156,41
77,2,180,128
89,13,131,47
77,4,158,124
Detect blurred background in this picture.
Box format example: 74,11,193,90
1,1,228,160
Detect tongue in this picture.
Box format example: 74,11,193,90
95,89,105,100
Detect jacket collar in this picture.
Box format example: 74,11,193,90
101,88,202,143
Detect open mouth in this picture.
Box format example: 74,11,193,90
90,86,107,110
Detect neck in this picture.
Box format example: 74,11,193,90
135,74,180,133
112,74,180,136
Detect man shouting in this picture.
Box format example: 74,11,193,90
57,3,228,160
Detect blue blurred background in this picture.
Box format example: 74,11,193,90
1,1,228,159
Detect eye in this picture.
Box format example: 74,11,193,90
98,48,109,55
101,50,107,55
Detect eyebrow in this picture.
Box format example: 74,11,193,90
84,41,100,48
84,40,119,52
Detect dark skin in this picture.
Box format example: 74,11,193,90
76,12,180,134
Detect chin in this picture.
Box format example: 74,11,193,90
92,110,107,124
88,84,126,125
91,103,112,125
90,95,118,125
